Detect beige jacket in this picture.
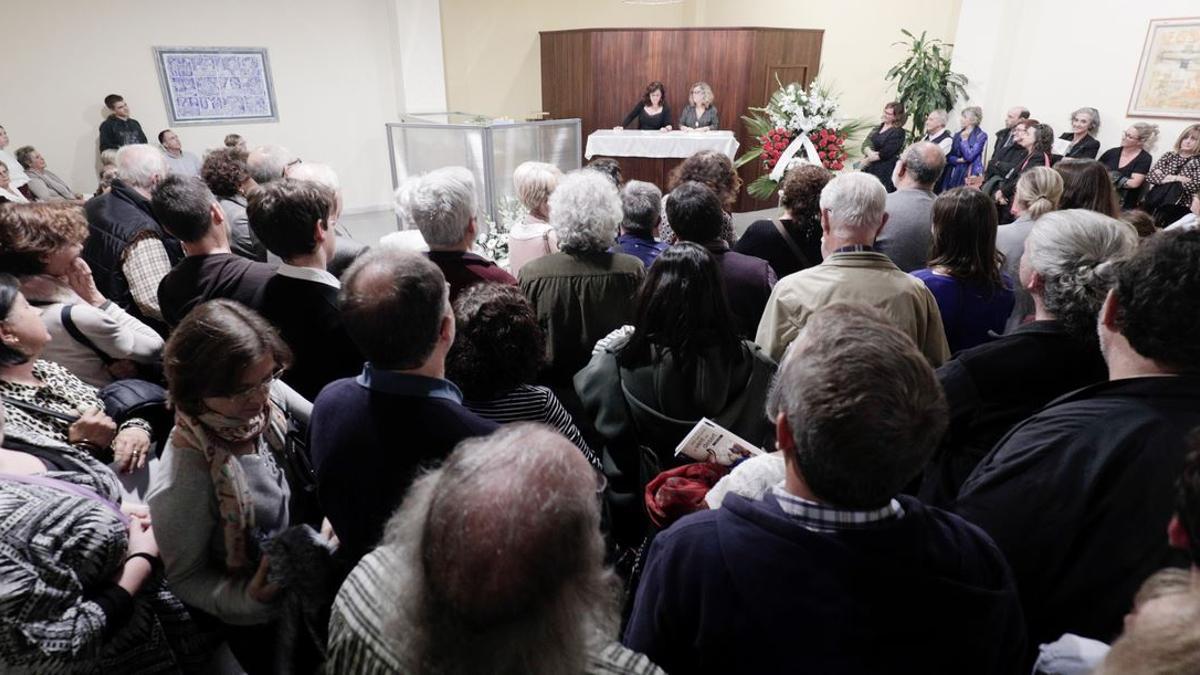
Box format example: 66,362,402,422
755,251,950,366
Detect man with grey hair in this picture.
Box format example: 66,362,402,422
310,248,498,561
922,110,953,155
326,423,663,674
876,142,947,272
246,144,295,184
611,179,668,267
398,166,515,300
83,144,183,333
755,172,949,364
626,304,1025,673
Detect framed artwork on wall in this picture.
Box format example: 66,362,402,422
1127,18,1200,119
153,46,279,125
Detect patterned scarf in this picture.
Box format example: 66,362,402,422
170,402,287,572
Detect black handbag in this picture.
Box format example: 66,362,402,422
97,379,172,443
1143,182,1184,213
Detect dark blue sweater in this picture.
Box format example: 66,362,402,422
624,493,1026,674
310,376,498,561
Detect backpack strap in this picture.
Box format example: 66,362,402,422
60,305,116,366
772,219,811,269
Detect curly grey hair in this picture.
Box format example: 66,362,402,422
1025,208,1137,341
549,170,622,254
1071,107,1101,134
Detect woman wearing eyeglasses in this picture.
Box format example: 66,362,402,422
1099,123,1156,211
147,299,314,674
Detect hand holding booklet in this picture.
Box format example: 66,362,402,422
675,418,765,466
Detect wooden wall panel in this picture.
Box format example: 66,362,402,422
540,28,822,212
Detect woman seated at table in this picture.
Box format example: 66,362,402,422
0,401,216,673
615,81,672,131
679,81,719,131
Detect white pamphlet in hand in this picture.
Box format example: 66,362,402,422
1051,137,1071,157
675,418,765,466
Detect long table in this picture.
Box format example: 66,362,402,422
583,129,740,187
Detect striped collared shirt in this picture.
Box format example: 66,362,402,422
770,485,904,533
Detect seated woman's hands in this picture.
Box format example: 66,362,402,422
112,427,151,473
69,408,117,449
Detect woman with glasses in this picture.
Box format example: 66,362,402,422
679,81,719,131
1099,123,1156,211
147,299,313,674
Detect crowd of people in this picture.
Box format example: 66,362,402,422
0,90,1199,675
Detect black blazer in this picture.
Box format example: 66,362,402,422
1058,133,1100,160
259,274,363,401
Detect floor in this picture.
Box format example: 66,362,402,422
339,207,779,247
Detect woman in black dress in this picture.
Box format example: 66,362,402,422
862,101,907,192
615,81,672,131
1099,123,1156,210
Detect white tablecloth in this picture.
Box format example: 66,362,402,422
584,129,739,160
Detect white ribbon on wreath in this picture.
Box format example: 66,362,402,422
768,133,822,182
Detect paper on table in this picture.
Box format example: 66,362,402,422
675,418,764,466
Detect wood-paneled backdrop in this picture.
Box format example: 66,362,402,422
540,27,823,212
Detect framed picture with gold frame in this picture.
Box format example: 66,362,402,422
1127,17,1200,119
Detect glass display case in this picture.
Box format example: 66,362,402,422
386,113,582,228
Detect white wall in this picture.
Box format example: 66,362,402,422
0,0,443,213
951,0,1199,158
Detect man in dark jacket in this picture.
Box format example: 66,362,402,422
955,229,1200,649
668,181,776,337
625,304,1026,674
98,94,148,152
82,144,183,335
250,178,362,401
310,249,498,563
152,174,276,327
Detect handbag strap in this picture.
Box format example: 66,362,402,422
772,219,811,269
0,471,129,525
0,393,80,424
60,305,116,365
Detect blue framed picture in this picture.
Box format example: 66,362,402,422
153,46,279,125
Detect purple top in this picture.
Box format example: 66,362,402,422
912,269,1014,354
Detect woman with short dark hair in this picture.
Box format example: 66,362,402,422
447,282,598,468
862,101,908,192
147,299,315,674
912,187,1015,353
995,119,1054,220
735,163,831,278
0,273,153,475
201,148,264,261
0,203,163,386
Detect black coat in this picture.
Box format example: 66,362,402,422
955,376,1200,647
82,180,183,334
259,274,363,401
919,321,1108,507
1058,133,1100,160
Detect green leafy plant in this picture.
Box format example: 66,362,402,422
885,29,969,143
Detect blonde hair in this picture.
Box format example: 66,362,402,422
689,82,714,107
1015,166,1063,219
1131,122,1159,147
1173,123,1200,153
512,161,562,214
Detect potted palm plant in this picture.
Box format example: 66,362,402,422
885,30,969,143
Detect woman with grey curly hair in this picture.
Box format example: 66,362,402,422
920,208,1138,505
518,170,646,386
1059,107,1101,160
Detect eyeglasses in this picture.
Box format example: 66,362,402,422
224,367,285,402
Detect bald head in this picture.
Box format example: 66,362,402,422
339,247,448,370
1006,107,1030,129
894,142,946,190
